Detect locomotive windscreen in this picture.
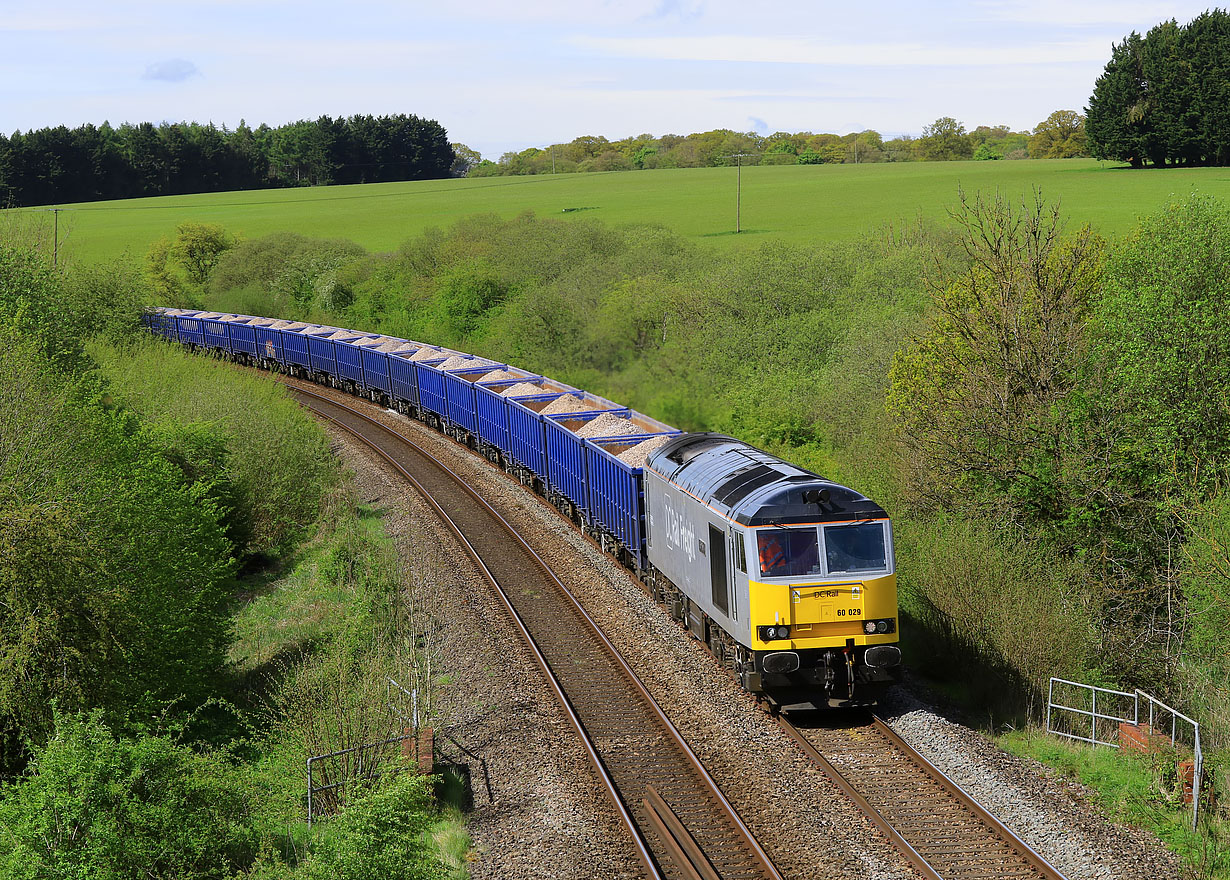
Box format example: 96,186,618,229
756,521,890,578
756,528,822,578
823,522,889,575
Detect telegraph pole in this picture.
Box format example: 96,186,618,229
45,208,63,266
721,153,754,233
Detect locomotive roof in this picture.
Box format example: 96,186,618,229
645,433,888,526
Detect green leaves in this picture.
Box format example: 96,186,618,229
0,711,269,880
1094,194,1230,501
887,190,1104,527
0,334,237,756
93,339,336,560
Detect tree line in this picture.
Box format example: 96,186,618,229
457,110,1088,177
0,114,456,208
1087,8,1230,167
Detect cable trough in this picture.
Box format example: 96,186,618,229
289,385,783,880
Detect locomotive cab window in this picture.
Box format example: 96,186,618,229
732,529,747,574
757,528,821,578
823,521,889,575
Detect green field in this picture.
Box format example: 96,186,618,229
10,158,1230,263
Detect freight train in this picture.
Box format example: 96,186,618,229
142,308,901,707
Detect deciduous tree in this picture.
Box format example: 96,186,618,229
918,117,973,161
1028,110,1088,158
887,190,1103,526
170,222,237,286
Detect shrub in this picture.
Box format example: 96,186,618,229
300,772,441,880
92,339,337,558
1,335,234,755
896,517,1097,719
0,712,270,879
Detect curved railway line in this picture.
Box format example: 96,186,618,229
284,376,1073,880
288,385,784,880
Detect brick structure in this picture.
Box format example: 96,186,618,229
1118,722,1196,804
400,725,435,774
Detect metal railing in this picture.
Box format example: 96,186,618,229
307,732,420,825
306,678,433,825
1046,677,1203,830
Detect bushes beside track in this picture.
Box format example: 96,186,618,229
91,339,336,560
1,241,463,877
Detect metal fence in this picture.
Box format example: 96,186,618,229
1046,677,1204,830
306,677,425,825
307,732,420,825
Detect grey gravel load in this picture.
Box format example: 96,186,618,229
409,346,444,361
439,354,493,370
478,369,520,383
576,413,637,439
501,382,543,397
617,435,672,467
540,394,595,416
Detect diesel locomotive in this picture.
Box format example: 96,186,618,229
143,307,901,706
643,433,900,706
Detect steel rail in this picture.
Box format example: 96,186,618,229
775,716,944,880
869,714,1067,880
289,385,783,880
779,710,1069,880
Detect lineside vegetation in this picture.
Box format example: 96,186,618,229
0,240,466,878
5,175,1230,872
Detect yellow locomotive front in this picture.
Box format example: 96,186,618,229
644,433,901,708
748,517,900,705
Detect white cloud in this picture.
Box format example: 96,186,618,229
571,34,1108,66
143,59,201,82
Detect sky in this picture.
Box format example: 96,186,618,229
1,1,1218,161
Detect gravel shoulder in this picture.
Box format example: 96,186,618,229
315,388,1183,880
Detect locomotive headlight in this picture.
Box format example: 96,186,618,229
758,625,790,641
863,618,897,635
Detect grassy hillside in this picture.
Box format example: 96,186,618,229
10,159,1230,264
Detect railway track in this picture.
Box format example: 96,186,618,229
289,385,784,880
284,377,1070,880
779,711,1069,880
